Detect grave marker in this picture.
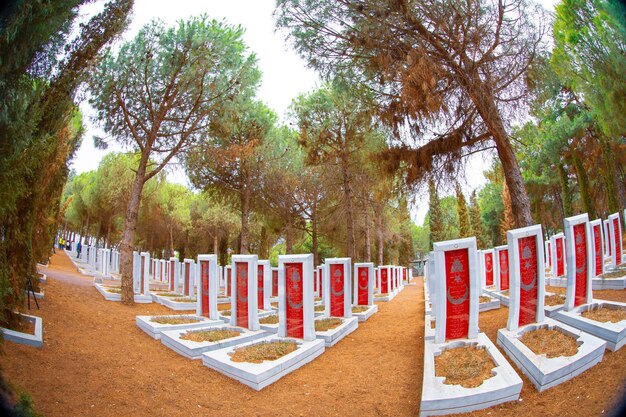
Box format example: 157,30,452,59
278,254,315,340
230,255,259,330
324,258,352,318
257,260,271,310
353,262,374,306
590,219,604,278
494,245,509,292
608,212,623,268
196,255,218,320
564,214,593,310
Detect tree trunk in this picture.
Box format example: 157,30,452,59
599,139,619,213
341,158,356,259
312,200,319,266
572,150,595,219
375,204,384,265
213,235,219,256
467,82,533,227
558,162,573,217
285,218,293,254
239,175,251,254
119,151,150,305
364,206,371,262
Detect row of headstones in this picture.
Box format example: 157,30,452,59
420,211,626,416
425,211,624,343
192,256,391,335
468,210,625,293
132,252,412,303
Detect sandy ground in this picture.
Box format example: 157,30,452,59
1,251,625,416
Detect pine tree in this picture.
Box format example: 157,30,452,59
470,190,487,248
428,179,444,249
500,181,515,242
456,182,471,238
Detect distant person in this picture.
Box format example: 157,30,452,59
58,237,64,249
77,241,82,257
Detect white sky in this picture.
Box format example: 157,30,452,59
71,0,559,227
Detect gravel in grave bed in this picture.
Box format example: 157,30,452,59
314,305,325,312
479,296,492,303
180,329,241,343
220,310,231,316
544,294,565,306
150,316,202,325
435,346,496,388
352,306,369,313
581,306,626,323
259,315,278,324
374,293,389,297
170,297,196,303
315,318,343,332
102,286,121,293
229,341,297,364
599,270,626,279
519,328,579,358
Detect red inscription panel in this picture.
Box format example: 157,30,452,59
235,262,249,328
547,244,551,265
357,266,369,305
518,236,538,326
485,252,494,286
403,268,407,282
184,264,190,296
285,262,304,338
556,237,564,277
574,224,588,307
272,269,278,297
330,264,345,317
605,223,611,256
445,249,470,340
226,268,232,296
319,268,323,298
257,265,265,308
499,249,509,291
169,260,175,291
380,268,389,293
613,218,622,265
314,269,318,293
200,260,209,317
593,224,602,277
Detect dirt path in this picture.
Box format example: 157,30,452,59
1,251,625,416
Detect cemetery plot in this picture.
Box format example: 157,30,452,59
374,265,396,302
202,254,325,390
478,294,500,312
151,292,197,310
351,262,378,322
555,214,626,351
136,315,219,340
94,282,152,303
420,237,522,417
0,313,43,348
317,258,358,346
496,223,606,392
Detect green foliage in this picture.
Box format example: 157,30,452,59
455,182,471,238
428,179,444,249
469,191,487,249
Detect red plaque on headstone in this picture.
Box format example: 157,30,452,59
226,268,232,296
330,264,345,317
518,236,538,326
574,224,588,307
235,262,248,328
380,268,389,293
556,237,564,277
200,260,209,317
257,265,264,308
184,264,190,296
357,266,369,305
605,223,611,256
499,249,509,291
314,269,318,294
593,224,602,277
547,244,551,266
403,268,407,282
319,268,323,298
613,217,621,265
272,269,278,297
169,259,175,291
285,262,304,338
445,249,470,340
485,252,494,286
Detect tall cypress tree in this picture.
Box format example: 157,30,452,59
455,182,471,238
428,179,444,249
